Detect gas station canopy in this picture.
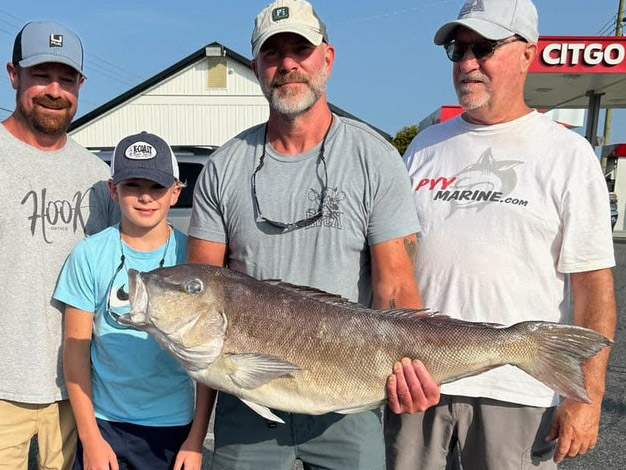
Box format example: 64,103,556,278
525,36,626,143
526,36,626,109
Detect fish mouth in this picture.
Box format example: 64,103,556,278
115,269,149,327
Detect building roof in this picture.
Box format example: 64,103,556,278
69,41,392,141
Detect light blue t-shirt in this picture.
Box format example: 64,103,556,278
54,224,194,426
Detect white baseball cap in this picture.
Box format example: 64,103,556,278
251,0,329,58
434,0,539,45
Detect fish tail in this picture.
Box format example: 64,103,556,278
511,322,612,403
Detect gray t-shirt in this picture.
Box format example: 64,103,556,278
189,115,420,305
0,124,119,403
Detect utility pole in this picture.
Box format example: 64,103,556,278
602,0,625,145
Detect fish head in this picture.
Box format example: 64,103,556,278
117,265,228,371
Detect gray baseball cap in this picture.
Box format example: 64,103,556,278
434,0,539,45
111,132,180,188
251,0,329,58
12,21,85,76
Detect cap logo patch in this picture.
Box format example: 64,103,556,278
125,142,157,160
49,34,63,47
272,7,289,21
460,0,484,16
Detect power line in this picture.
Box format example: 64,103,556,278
596,13,619,35
0,8,145,85
0,15,19,29
84,58,138,87
0,24,14,36
331,0,458,27
0,7,23,24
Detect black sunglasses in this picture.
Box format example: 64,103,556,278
444,37,525,62
251,121,332,231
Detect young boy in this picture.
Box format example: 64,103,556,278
54,131,210,470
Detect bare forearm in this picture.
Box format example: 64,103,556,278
187,237,227,266
185,237,223,446
371,234,423,310
64,340,100,441
571,268,616,401
185,384,216,449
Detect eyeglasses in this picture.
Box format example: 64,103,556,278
444,37,525,62
251,120,332,231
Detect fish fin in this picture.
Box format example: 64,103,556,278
377,308,434,319
240,399,285,424
264,280,434,317
264,280,354,304
334,401,385,414
226,353,302,389
509,322,612,403
405,313,505,328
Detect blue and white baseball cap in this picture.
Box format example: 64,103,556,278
111,132,180,188
12,21,85,76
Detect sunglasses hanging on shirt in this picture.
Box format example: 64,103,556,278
251,118,333,231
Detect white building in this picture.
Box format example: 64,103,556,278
69,42,390,148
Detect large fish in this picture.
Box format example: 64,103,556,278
117,264,612,424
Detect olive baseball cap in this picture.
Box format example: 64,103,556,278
251,0,329,58
434,0,539,45
12,21,85,76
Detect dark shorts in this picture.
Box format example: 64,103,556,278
211,392,385,470
72,418,192,470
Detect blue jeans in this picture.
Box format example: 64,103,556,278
211,393,385,470
73,418,192,470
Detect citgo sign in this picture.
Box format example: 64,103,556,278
530,36,626,74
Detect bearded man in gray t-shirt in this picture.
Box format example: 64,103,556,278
187,1,440,469
0,21,118,470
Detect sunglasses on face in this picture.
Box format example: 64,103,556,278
444,37,525,62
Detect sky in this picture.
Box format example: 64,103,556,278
0,0,625,142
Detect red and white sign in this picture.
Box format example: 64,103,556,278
530,36,626,74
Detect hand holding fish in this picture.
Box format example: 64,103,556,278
386,358,440,414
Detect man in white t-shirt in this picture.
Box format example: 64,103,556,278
384,0,616,469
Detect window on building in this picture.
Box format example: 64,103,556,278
207,57,227,89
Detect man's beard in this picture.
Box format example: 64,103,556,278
17,93,74,136
454,71,491,111
261,65,327,118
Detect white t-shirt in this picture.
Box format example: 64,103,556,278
404,110,615,407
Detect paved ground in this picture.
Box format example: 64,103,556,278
558,239,626,470
29,241,626,469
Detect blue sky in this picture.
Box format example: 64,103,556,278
1,0,625,142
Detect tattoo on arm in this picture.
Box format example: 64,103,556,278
389,299,397,309
404,238,417,265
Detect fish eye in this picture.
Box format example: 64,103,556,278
183,279,204,294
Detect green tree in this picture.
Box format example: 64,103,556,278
391,125,419,156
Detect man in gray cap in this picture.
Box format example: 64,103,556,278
0,21,118,470
187,0,440,468
385,0,616,469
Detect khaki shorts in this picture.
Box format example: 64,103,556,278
0,399,76,470
384,395,557,470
